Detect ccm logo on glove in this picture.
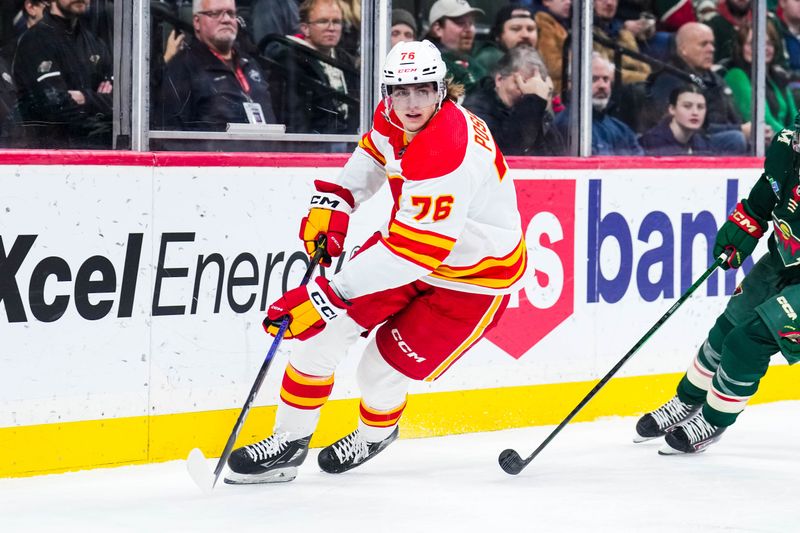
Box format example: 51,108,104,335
263,276,350,340
730,205,765,237
300,180,355,267
713,200,766,270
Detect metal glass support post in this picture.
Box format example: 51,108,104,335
132,0,149,151
112,0,131,149
751,0,766,157
569,1,593,157
359,0,382,135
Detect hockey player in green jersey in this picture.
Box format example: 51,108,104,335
635,114,800,454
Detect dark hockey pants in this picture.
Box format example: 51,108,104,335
675,253,800,427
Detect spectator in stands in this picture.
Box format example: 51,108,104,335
426,0,486,94
1,0,45,63
264,0,358,134
249,0,301,46
778,0,800,76
642,22,748,154
391,9,416,47
706,0,752,62
474,4,538,74
13,0,113,148
0,56,17,141
724,21,794,145
555,52,644,155
157,0,276,131
593,0,652,84
464,45,564,155
338,0,361,58
640,85,713,155
534,0,571,97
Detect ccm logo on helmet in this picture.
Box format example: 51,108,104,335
391,328,426,363
397,68,417,73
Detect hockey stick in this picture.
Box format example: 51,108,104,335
187,239,327,493
499,253,727,475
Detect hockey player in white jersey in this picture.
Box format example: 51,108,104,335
225,40,527,484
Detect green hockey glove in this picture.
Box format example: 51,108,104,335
713,200,767,269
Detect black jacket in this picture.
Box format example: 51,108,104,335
12,10,112,148
264,38,359,134
639,118,714,156
157,38,276,131
463,76,564,156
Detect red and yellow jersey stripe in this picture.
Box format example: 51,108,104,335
358,132,387,166
279,364,335,410
381,219,457,271
428,237,527,290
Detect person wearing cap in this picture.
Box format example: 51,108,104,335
426,0,487,94
224,39,526,484
473,4,538,75
391,8,417,47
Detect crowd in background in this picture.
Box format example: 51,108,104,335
0,0,798,156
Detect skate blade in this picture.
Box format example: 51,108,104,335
657,443,682,455
657,442,703,455
632,434,661,443
223,466,298,485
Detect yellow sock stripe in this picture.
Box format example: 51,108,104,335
359,400,407,427
280,389,330,408
359,399,407,416
284,364,334,387
424,296,505,382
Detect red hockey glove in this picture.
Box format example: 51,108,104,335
263,276,350,341
713,200,766,269
299,180,355,267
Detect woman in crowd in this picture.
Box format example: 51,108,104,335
724,20,796,144
639,85,713,156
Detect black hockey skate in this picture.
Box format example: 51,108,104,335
224,433,311,484
659,410,726,455
634,395,700,443
318,427,399,474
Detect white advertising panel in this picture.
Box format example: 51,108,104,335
0,159,766,428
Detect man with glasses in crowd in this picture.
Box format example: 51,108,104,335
156,0,276,131
13,0,112,148
264,0,358,136
427,0,486,94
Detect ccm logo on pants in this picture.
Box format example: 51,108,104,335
391,328,426,363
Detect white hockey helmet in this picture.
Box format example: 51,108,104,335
381,40,447,110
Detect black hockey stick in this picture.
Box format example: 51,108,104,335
499,253,727,475
187,238,327,492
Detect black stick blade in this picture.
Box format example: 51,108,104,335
498,449,525,475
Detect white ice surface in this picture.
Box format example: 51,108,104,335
2,401,798,533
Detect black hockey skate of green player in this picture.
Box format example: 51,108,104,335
636,114,800,454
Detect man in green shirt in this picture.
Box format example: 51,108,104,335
634,116,800,454
426,0,486,94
